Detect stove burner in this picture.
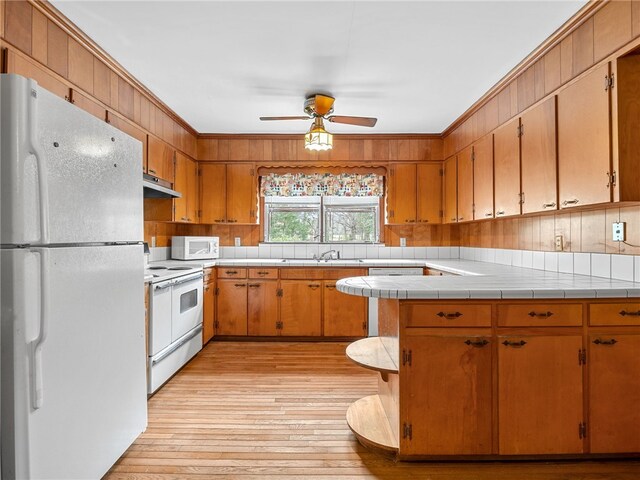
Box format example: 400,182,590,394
168,266,193,270
148,266,167,270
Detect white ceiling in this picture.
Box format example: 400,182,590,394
52,1,587,134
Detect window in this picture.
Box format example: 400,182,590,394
264,196,379,243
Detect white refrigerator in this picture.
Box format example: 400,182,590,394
0,74,148,479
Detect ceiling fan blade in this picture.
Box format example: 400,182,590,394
259,116,311,121
313,94,335,116
327,115,378,127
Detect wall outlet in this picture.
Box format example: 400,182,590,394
151,236,156,248
613,222,626,242
234,237,241,247
554,235,563,252
400,237,407,247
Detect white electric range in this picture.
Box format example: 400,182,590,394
146,263,204,394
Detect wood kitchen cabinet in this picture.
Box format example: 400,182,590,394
473,134,494,220
588,331,640,453
70,88,106,121
400,333,493,455
387,163,417,224
558,63,611,208
5,48,71,100
147,135,175,183
216,279,248,336
443,156,457,224
202,269,215,344
498,335,584,455
520,96,558,214
174,152,198,223
456,146,473,223
323,281,367,337
493,117,522,218
200,163,257,224
279,280,322,336
247,280,279,336
416,163,442,224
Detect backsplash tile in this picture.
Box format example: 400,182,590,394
611,254,634,282
574,253,591,276
591,253,611,278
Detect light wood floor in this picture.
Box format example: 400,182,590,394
105,342,640,479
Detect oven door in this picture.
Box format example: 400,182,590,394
171,272,203,342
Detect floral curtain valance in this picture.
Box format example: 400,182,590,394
260,173,384,197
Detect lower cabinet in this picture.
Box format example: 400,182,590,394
247,280,279,336
216,280,248,335
202,269,216,344
323,281,367,337
400,333,493,455
279,280,322,336
497,335,584,455
588,333,640,453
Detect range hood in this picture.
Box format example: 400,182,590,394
143,173,181,198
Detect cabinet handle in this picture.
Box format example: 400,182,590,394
542,202,556,208
496,210,505,216
485,212,493,217
234,283,246,287
502,340,527,347
464,339,489,348
225,270,238,274
593,338,617,345
527,311,554,318
562,199,579,206
148,169,157,174
205,286,210,292
248,283,261,288
619,310,640,317
450,217,457,222
325,284,336,289
257,271,270,276
308,284,320,289
458,217,464,221
436,311,463,319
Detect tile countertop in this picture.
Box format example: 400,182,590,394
336,259,640,300
148,258,428,269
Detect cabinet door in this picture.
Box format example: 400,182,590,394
202,281,215,344
247,281,279,336
173,152,188,222
443,156,458,224
416,163,442,224
589,334,640,453
400,334,493,455
498,335,584,454
147,135,175,183
323,282,367,337
70,88,106,121
456,146,473,223
185,154,199,223
558,63,611,208
521,96,558,214
280,280,321,336
387,163,417,224
216,280,247,335
226,163,256,224
200,163,227,224
5,49,71,100
494,117,521,217
473,135,494,219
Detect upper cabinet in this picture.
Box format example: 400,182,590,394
520,96,558,214
200,163,257,225
493,117,522,217
416,163,443,224
443,156,457,224
558,63,611,209
147,135,175,184
473,134,494,220
174,152,198,223
387,163,417,224
456,146,473,223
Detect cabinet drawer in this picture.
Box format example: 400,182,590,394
497,304,582,327
217,268,247,279
249,268,278,279
324,268,367,280
589,303,640,326
403,304,492,327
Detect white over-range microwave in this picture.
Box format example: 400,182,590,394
171,236,219,260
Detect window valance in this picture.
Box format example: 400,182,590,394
260,173,384,197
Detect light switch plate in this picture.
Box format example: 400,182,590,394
400,237,407,247
613,222,626,242
554,235,563,252
234,237,241,247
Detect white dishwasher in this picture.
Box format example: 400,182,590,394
367,267,424,336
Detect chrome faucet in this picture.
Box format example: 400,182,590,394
314,249,340,261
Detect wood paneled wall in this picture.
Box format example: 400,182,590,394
1,0,197,158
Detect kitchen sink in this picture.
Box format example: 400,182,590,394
280,258,365,264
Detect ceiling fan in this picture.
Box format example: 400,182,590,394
259,94,377,151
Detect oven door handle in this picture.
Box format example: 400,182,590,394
151,324,203,366
173,273,204,287
154,282,172,291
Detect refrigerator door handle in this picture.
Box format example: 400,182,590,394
29,248,50,409
29,84,50,244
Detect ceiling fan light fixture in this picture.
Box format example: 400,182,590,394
304,118,333,151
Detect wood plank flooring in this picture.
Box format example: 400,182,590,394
105,342,640,479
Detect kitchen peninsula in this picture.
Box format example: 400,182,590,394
338,260,640,459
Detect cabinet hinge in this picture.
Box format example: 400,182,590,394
214,320,219,329
439,169,444,177
276,288,283,297
579,422,587,439
610,170,617,188
519,192,525,205
276,320,283,330
439,210,443,218
605,74,615,91
578,348,587,366
250,168,255,176
517,124,524,137
362,321,367,332
214,287,219,296
402,422,412,440
402,349,412,366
